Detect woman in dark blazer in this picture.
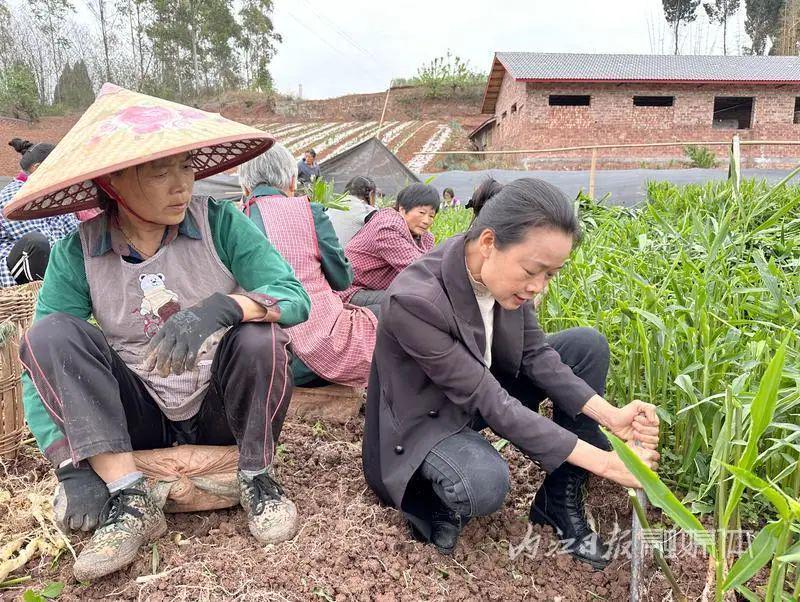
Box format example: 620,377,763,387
362,178,660,569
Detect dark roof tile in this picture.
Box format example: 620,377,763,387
496,52,800,82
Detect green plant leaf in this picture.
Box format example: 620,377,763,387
722,522,782,592
606,432,714,555
734,584,760,602
723,464,792,520
749,163,800,228
723,338,788,525
40,582,64,599
492,438,509,452
777,540,800,563
627,306,667,333
22,591,44,602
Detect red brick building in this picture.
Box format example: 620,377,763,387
472,53,800,168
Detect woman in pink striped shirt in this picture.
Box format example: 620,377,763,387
340,183,440,308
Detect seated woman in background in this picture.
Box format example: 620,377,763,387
441,187,460,209
362,178,660,567
242,142,378,388
327,175,377,246
340,182,439,308
0,138,78,286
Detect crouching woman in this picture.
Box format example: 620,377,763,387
5,85,311,581
362,178,660,568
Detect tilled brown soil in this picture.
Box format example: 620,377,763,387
1,419,709,601
0,116,79,176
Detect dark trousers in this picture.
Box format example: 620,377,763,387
348,288,383,319
20,313,293,472
6,231,50,284
417,327,611,518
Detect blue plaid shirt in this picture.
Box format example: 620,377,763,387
0,177,79,287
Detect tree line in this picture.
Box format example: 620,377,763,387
0,0,797,121
0,0,280,119
663,0,800,55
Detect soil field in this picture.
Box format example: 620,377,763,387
1,417,709,602
0,116,79,177
0,86,481,178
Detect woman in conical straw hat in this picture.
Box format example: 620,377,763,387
7,84,311,581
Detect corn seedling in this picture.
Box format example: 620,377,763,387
431,207,473,243
302,178,349,211
609,338,797,600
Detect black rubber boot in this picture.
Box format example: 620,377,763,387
529,466,610,569
429,507,463,556
409,497,469,556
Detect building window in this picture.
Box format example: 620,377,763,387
549,95,591,106
713,97,753,129
794,98,800,124
511,103,517,114
634,95,674,107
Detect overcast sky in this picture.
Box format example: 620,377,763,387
269,0,749,99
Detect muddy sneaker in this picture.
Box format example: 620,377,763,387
73,479,166,581
238,472,298,544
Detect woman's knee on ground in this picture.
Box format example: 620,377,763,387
462,452,510,516
425,436,511,517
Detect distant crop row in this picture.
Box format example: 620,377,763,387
256,120,451,170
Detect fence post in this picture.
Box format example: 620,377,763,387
589,147,598,199
728,135,741,193
378,85,391,130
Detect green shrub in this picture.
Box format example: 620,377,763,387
0,63,41,120
410,51,487,99
684,144,718,168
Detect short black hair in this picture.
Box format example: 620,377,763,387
344,176,376,202
442,187,455,198
466,177,502,217
9,138,55,172
396,183,440,212
465,178,581,248
306,149,316,158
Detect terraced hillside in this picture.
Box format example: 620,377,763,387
0,85,484,176
253,120,454,172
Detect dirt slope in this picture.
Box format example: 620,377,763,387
0,87,480,177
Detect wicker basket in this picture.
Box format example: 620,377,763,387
0,281,42,459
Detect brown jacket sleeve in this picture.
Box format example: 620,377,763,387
386,293,579,473
520,305,596,419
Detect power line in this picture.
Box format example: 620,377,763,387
298,0,384,71
283,5,389,87
283,9,353,61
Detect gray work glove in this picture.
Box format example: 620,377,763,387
144,292,243,377
53,464,109,532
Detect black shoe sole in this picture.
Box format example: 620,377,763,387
529,505,610,571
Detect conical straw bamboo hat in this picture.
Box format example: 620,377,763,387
4,83,273,220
